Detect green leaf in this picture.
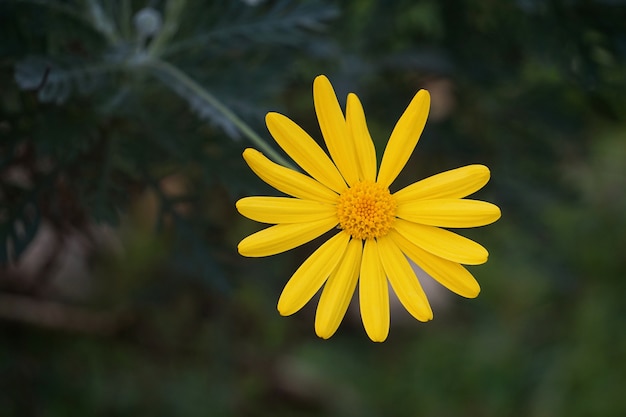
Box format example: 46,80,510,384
14,56,119,104
162,1,340,57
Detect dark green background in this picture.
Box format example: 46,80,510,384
1,1,625,416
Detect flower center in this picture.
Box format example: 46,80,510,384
336,181,397,240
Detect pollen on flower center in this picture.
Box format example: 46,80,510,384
336,181,397,240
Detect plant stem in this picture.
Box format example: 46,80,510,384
147,59,293,168
119,0,132,39
86,0,120,44
146,0,187,59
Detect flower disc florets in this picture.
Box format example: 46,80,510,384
336,181,397,240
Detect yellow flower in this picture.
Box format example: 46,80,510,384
236,75,500,342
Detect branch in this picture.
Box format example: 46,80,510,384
0,293,129,336
147,58,294,169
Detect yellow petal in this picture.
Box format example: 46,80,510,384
238,217,337,257
393,219,488,265
313,75,360,185
394,165,491,204
359,239,389,342
377,89,430,188
388,229,480,298
377,235,433,322
278,232,350,316
346,93,377,182
266,112,347,193
236,197,336,224
396,198,501,228
243,148,338,204
315,238,362,339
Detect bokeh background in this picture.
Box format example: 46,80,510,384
1,1,626,416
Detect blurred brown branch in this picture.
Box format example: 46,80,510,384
0,293,129,336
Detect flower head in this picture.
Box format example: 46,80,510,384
236,75,500,342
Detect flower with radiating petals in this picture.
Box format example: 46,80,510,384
236,75,500,342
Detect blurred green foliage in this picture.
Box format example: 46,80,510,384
1,0,626,416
